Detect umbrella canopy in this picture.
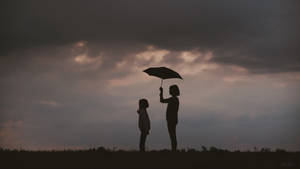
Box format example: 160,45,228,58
143,67,183,86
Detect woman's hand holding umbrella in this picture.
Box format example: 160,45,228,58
159,87,163,97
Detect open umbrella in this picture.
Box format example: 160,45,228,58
143,67,183,87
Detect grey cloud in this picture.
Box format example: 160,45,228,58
1,0,299,73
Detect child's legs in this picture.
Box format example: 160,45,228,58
139,132,148,151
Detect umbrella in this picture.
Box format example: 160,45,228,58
143,67,183,87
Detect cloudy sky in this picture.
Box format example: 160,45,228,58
1,0,300,151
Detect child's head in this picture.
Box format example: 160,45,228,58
169,85,180,96
139,98,149,109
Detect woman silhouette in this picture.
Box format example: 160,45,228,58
159,85,180,151
137,99,150,152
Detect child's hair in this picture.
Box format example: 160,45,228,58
139,99,149,108
169,85,180,96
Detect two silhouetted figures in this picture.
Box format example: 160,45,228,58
137,85,180,152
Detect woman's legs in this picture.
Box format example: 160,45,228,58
167,123,177,151
139,132,148,152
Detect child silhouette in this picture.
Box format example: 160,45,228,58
137,99,150,152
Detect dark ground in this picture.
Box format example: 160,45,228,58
1,149,299,169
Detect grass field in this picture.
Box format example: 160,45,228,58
1,148,299,169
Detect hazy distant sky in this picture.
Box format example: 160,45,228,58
1,0,299,151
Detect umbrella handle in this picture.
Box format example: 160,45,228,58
160,79,164,108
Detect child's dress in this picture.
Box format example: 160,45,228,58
137,108,150,134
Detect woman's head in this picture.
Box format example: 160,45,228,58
169,85,180,96
139,98,149,109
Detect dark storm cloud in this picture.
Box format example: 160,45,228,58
1,0,299,73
